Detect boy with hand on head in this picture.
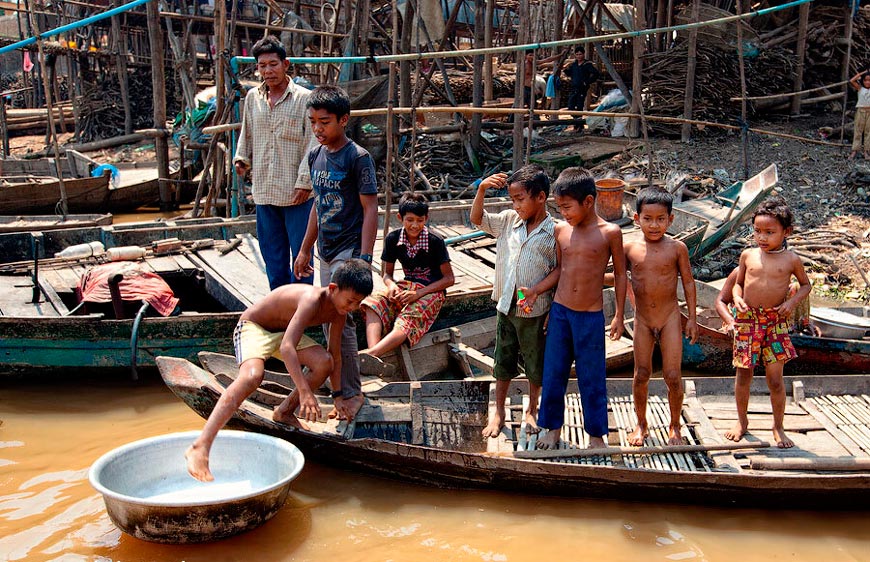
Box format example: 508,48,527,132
293,85,379,420
358,192,455,372
185,259,373,482
621,188,698,446
537,167,627,450
471,165,559,438
724,195,810,449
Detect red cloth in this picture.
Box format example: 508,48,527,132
78,262,179,317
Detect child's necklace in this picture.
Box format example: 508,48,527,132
765,246,787,254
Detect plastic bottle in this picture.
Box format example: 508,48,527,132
55,241,105,259
106,246,146,261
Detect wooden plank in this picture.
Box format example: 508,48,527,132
750,457,870,471
709,415,824,433
512,441,771,460
397,344,418,381
800,399,866,457
410,382,424,445
0,276,61,317
682,381,741,472
453,342,494,376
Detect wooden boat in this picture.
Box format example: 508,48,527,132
0,151,197,215
0,236,267,376
0,213,112,234
158,352,870,508
681,280,870,375
675,163,778,256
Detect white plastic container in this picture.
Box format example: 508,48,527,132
106,246,146,261
55,241,105,259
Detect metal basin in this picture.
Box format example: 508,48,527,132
89,430,304,543
811,307,870,340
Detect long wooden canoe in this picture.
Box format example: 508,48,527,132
681,280,870,375
0,213,112,234
158,352,870,508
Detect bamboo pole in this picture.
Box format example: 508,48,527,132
146,0,172,210
206,106,848,149
383,1,399,240
790,2,810,115
111,0,132,135
483,0,494,102
512,0,529,172
735,0,750,180
839,3,854,144
0,96,8,157
26,2,67,218
681,0,700,142
471,0,484,151
629,0,644,138
511,441,772,460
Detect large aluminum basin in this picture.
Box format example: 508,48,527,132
89,430,304,543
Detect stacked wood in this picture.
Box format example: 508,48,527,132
642,41,796,134
77,68,181,143
4,105,75,132
422,70,518,105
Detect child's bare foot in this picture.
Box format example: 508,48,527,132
588,436,606,449
628,423,649,446
272,407,309,430
524,411,541,434
772,426,795,448
536,428,562,449
481,410,505,438
185,444,214,482
724,421,748,442
668,424,684,446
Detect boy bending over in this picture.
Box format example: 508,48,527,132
537,168,627,450
359,192,455,371
623,188,698,446
185,260,373,482
725,195,810,448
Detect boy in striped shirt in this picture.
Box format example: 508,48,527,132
471,165,560,438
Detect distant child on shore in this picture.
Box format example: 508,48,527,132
724,195,811,448
358,192,455,372
185,260,373,482
848,70,870,160
293,85,379,419
537,167,626,450
472,165,559,438
621,188,698,446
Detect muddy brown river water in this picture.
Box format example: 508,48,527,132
2,374,869,562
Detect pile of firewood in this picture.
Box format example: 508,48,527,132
642,41,796,134
76,68,181,142
422,70,517,105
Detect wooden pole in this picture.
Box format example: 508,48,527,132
484,0,494,102
383,1,399,240
0,96,8,157
471,0,484,150
681,0,700,142
735,0,750,179
26,2,68,218
790,2,810,115
629,0,644,138
512,0,529,172
839,3,854,144
112,0,132,135
146,0,172,210
512,441,772,460
399,0,413,112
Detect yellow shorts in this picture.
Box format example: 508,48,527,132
233,319,319,365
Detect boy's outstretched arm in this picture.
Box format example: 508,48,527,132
609,228,627,340
776,254,813,317
677,242,698,343
470,173,508,226
279,299,323,422
360,193,378,258
293,204,319,280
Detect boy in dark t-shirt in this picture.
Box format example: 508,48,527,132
294,85,378,419
359,193,455,374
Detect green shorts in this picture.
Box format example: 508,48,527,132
493,309,547,386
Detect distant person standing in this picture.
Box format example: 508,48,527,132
234,35,317,289
849,70,870,160
565,48,601,125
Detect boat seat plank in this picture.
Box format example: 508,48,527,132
49,266,84,292
171,252,198,272
0,276,62,317
232,234,268,275
38,276,70,315
146,255,185,275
